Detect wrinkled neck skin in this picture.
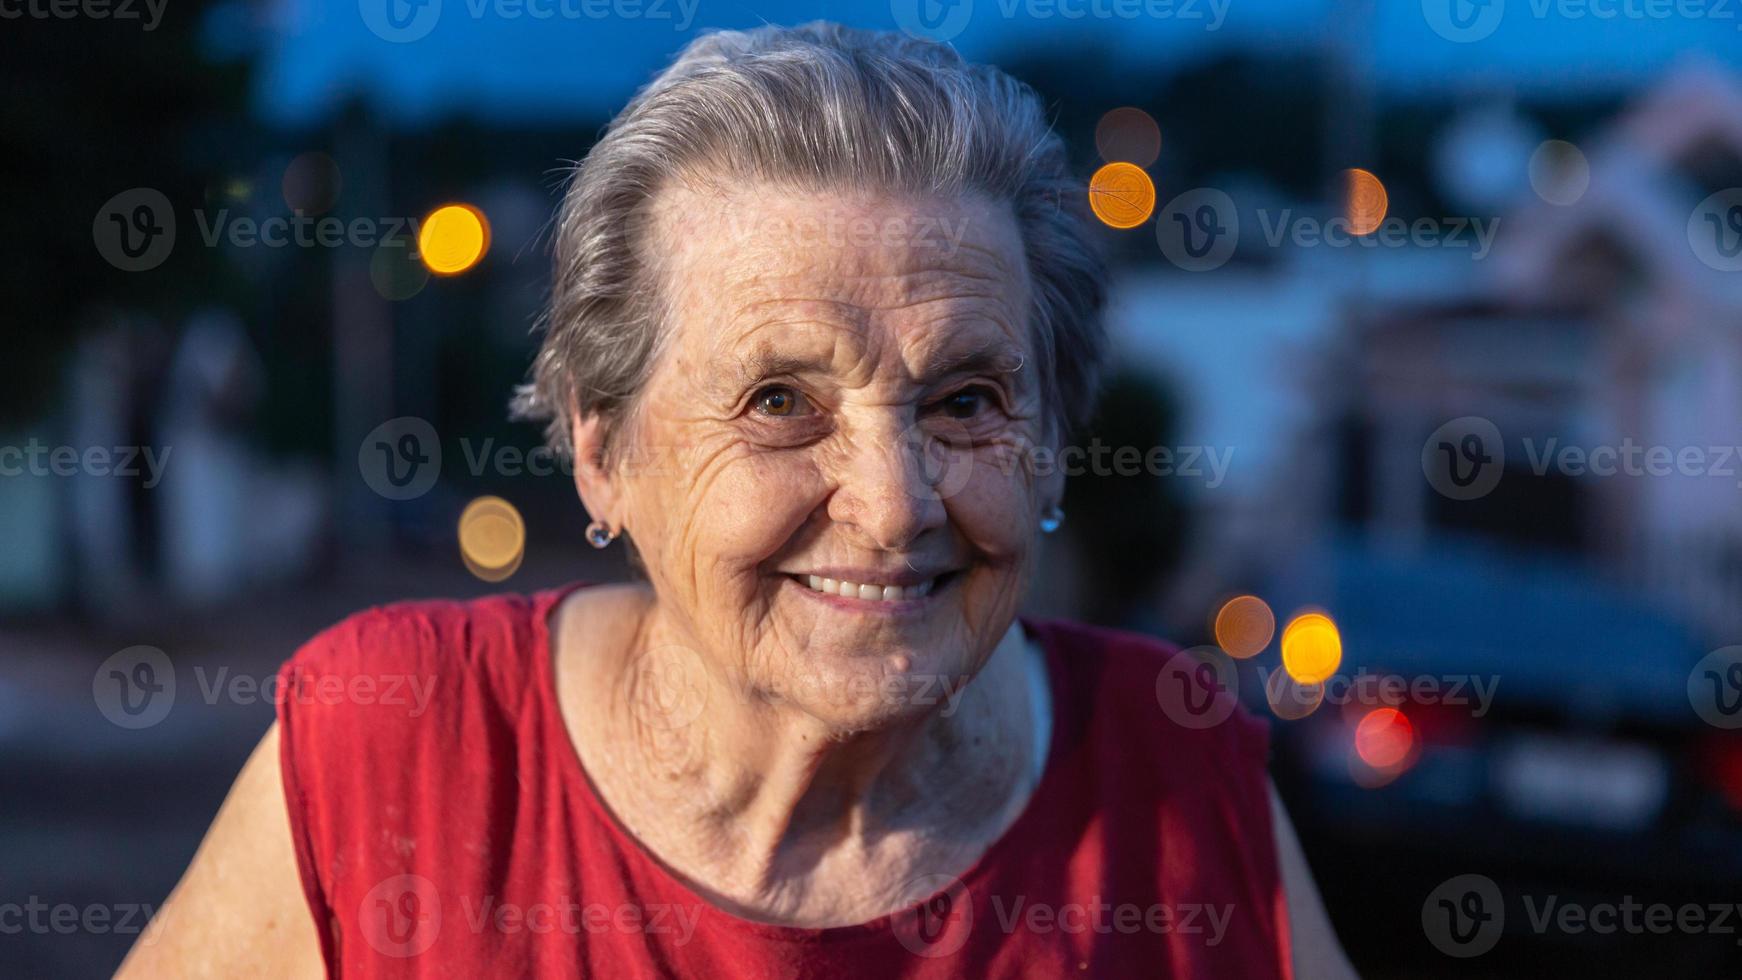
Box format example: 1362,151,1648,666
556,584,1040,928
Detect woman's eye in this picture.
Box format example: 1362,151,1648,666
753,385,805,417
936,386,993,420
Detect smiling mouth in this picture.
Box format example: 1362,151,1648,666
787,572,957,603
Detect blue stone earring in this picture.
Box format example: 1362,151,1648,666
586,520,618,549
1039,505,1064,534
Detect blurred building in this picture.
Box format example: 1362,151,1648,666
1315,61,1742,649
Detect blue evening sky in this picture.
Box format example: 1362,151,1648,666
239,0,1742,124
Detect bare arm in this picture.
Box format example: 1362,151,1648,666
116,722,324,979
1270,780,1360,980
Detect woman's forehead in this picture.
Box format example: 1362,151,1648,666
649,183,1034,383
651,180,1027,295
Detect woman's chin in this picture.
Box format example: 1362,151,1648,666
757,647,977,733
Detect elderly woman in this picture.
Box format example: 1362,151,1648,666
122,23,1353,979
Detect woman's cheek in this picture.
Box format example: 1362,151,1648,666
689,450,826,574
950,459,1038,558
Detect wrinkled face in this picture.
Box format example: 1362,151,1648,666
599,180,1059,732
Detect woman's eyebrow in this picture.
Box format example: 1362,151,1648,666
720,348,835,390
919,339,1026,382
712,337,1026,393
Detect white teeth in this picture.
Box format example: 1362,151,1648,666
795,574,939,601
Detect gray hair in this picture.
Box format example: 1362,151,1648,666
512,21,1107,459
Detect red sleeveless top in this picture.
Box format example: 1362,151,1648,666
276,584,1292,978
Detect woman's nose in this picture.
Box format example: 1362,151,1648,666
826,417,954,551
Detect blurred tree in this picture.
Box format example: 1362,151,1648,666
0,0,254,423
1064,367,1187,628
1003,48,1329,192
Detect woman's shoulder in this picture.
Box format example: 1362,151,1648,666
276,585,576,729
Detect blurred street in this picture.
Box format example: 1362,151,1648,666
9,0,1742,976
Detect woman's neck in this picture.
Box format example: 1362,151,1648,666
553,583,1042,926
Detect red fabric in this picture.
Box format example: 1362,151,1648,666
277,584,1292,978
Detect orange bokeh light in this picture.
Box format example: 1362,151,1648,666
458,495,524,582
1281,611,1342,686
1088,162,1156,229
419,203,490,276
1343,168,1388,236
1095,107,1162,168
1265,669,1325,721
1214,595,1276,659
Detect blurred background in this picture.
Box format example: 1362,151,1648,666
7,0,1742,975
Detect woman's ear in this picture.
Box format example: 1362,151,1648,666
569,408,624,530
